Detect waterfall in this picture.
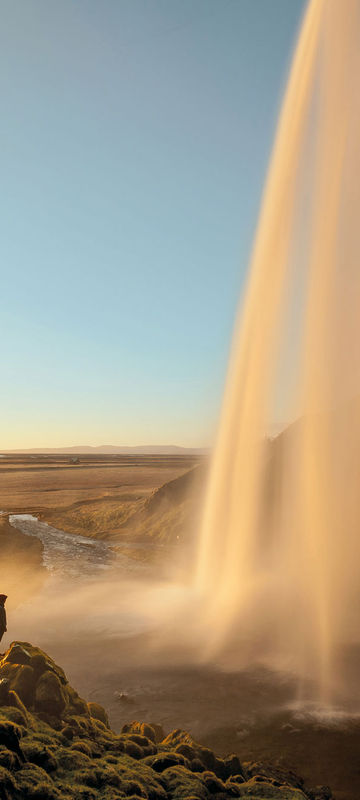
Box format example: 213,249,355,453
195,0,360,702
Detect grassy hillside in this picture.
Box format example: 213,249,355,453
40,465,207,555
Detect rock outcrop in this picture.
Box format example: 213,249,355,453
0,641,331,799
127,465,207,549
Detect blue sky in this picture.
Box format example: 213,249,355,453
0,0,306,448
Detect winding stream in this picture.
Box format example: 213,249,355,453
9,514,114,577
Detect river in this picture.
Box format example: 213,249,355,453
8,514,114,577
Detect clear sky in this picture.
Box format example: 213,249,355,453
0,0,306,449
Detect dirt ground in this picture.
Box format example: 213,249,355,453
0,454,200,539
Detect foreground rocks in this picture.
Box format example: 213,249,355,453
0,642,331,799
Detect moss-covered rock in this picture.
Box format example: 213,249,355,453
0,641,331,800
88,701,110,729
11,664,35,707
143,752,189,772
35,671,67,717
0,765,18,796
122,721,164,744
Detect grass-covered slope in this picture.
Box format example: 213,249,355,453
0,642,330,799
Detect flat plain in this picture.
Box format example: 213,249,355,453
0,453,201,539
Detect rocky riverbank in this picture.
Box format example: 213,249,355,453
0,641,331,800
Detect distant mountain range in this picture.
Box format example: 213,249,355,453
2,444,208,455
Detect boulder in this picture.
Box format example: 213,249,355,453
87,701,110,729
11,665,35,706
35,671,67,717
4,643,31,666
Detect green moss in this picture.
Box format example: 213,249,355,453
0,744,19,769
57,746,93,771
0,703,27,727
68,787,98,800
64,715,95,736
111,755,168,799
122,740,144,760
121,779,147,796
16,761,56,798
7,688,29,721
122,722,162,744
70,740,94,758
234,777,308,798
12,664,35,706
21,739,58,772
143,752,189,772
35,670,67,717
87,702,110,729
201,770,226,793
0,765,18,793
162,765,210,799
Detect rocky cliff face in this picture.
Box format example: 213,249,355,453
0,641,330,800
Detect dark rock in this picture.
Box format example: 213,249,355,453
11,665,35,706
29,653,48,676
191,758,205,772
37,711,63,730
5,643,31,666
0,679,9,705
198,745,216,770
